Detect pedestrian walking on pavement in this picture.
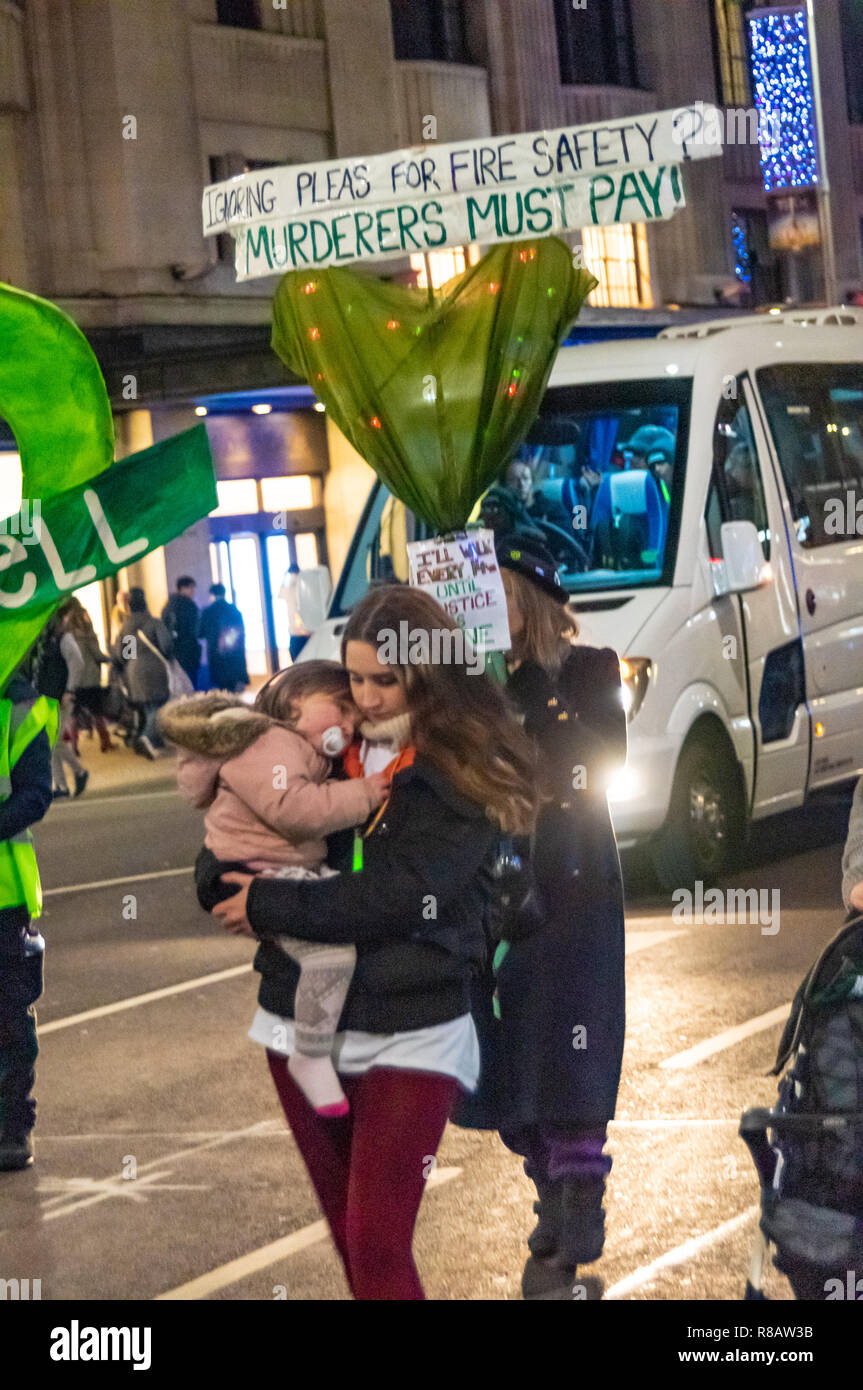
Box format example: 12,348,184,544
111,588,174,760
211,585,540,1300
0,669,56,1170
458,534,628,1300
161,576,202,689
199,584,249,692
34,607,88,799
60,599,115,755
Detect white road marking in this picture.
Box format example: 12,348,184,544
605,1206,759,1299
43,865,193,896
660,1003,791,1070
609,1118,739,1129
624,930,683,956
39,1172,210,1204
40,963,253,1035
38,1120,274,1221
154,1165,463,1301
48,787,179,808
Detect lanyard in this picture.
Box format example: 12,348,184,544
351,745,415,872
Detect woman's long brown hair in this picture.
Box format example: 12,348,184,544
341,586,540,835
504,567,579,675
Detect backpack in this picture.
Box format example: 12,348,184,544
755,914,863,1284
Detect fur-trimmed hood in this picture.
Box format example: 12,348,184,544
158,692,277,759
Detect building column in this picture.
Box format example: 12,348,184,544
319,0,399,155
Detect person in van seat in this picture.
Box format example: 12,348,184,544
503,459,572,533
619,425,676,503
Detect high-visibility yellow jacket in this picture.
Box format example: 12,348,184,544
0,694,58,918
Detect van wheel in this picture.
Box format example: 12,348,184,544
650,734,744,891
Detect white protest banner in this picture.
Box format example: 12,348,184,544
407,529,511,654
232,163,684,281
202,104,722,234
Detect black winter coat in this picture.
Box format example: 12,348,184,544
458,645,627,1130
234,755,498,1034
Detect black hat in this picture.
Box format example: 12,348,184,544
495,532,568,604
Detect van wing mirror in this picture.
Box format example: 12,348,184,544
716,521,769,595
297,566,333,631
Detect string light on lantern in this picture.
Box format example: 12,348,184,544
748,6,819,192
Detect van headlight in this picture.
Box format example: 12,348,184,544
620,658,652,722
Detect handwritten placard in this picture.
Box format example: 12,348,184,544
232,164,683,280
407,529,511,654
201,104,723,281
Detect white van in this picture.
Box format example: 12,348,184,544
299,307,863,887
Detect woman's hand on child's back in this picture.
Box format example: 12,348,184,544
366,771,390,804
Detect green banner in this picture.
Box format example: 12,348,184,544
0,425,217,690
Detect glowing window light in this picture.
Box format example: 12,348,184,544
410,245,479,290
581,224,652,309
0,451,23,524
748,6,819,192
260,475,317,512
211,479,259,516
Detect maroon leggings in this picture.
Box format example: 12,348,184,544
267,1051,458,1300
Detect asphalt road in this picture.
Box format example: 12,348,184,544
0,778,854,1302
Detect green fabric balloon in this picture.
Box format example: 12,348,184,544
0,282,114,499
271,238,597,532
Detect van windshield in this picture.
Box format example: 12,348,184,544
332,377,692,613
494,377,692,592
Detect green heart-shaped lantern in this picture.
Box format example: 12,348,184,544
272,238,597,532
0,282,217,691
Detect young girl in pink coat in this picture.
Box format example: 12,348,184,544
160,661,387,1116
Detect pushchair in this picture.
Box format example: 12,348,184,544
739,912,863,1300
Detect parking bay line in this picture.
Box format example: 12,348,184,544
660,1002,791,1071
43,866,194,897
624,930,683,956
605,1205,760,1299
40,963,253,1036
154,1166,463,1301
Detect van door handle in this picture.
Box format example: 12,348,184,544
805,589,816,615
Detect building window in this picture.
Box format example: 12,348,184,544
711,0,755,106
581,224,652,309
390,1,472,64
216,0,261,29
553,0,638,88
840,0,863,124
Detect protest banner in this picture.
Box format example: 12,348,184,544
202,104,723,280
233,165,683,280
407,529,510,653
0,425,217,692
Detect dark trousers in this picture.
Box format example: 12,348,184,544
0,916,42,1140
267,1052,457,1299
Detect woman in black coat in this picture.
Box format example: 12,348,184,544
487,535,627,1298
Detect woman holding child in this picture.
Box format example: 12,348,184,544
167,585,539,1301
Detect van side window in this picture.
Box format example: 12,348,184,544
756,363,863,548
705,382,770,561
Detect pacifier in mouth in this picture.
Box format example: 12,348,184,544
321,725,348,757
